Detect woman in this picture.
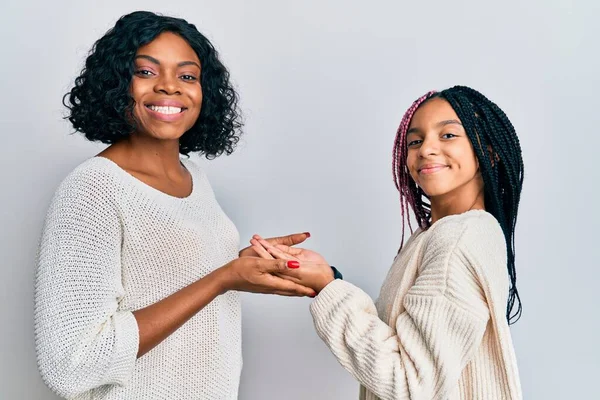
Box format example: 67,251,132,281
34,11,313,400
252,86,524,399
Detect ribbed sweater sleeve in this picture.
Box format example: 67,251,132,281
310,215,504,400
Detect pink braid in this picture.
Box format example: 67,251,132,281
392,90,437,248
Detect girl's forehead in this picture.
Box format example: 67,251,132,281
410,98,461,128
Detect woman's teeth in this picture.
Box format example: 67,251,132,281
148,105,182,114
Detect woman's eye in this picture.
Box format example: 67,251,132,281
407,140,422,147
135,69,154,77
442,133,457,139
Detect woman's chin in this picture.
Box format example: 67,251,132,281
136,129,186,142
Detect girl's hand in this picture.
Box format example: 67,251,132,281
250,237,333,293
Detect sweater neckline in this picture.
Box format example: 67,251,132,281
93,156,198,201
422,209,489,233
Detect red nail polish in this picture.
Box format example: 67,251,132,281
287,260,300,269
304,232,311,238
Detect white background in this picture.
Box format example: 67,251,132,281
1,0,599,398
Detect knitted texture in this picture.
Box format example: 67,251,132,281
35,157,242,399
310,210,522,400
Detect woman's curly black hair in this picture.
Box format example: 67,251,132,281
64,11,242,157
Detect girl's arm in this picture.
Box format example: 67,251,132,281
310,217,503,400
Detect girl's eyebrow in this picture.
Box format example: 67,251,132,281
407,119,462,135
436,119,462,127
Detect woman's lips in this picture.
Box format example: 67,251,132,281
144,104,187,122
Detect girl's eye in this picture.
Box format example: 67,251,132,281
407,140,422,147
180,75,198,81
442,133,457,139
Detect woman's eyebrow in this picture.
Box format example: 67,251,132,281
135,55,200,69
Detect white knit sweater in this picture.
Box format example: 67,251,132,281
34,157,242,400
310,210,522,400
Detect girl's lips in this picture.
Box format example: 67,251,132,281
418,165,449,175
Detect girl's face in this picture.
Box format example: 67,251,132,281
130,32,203,141
406,97,482,200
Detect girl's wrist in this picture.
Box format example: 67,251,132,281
330,266,343,280
316,266,340,293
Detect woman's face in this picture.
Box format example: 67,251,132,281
406,97,482,199
130,32,202,141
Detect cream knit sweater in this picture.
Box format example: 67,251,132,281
34,157,242,399
310,210,522,400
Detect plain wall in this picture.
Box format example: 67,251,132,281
1,0,599,398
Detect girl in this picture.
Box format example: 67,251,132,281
252,86,524,399
34,11,313,400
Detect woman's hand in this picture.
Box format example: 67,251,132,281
218,257,315,297
249,237,333,293
239,232,310,258
250,235,328,264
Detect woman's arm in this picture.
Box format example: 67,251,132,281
34,173,312,398
133,257,310,357
35,174,138,398
137,231,314,357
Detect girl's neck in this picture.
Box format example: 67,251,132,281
429,177,485,224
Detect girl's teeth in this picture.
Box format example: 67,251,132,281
149,105,182,114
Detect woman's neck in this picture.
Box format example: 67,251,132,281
100,134,184,178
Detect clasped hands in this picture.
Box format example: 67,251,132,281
222,232,334,298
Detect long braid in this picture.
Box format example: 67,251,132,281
393,91,437,248
442,86,524,324
393,86,524,324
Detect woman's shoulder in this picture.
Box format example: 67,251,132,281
180,157,207,181
180,157,218,196
59,156,212,200
53,157,127,204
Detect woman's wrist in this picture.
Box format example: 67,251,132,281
211,264,234,295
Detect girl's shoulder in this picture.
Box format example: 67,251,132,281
426,210,506,257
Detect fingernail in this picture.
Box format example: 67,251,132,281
304,232,311,238
309,291,317,298
287,260,300,269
